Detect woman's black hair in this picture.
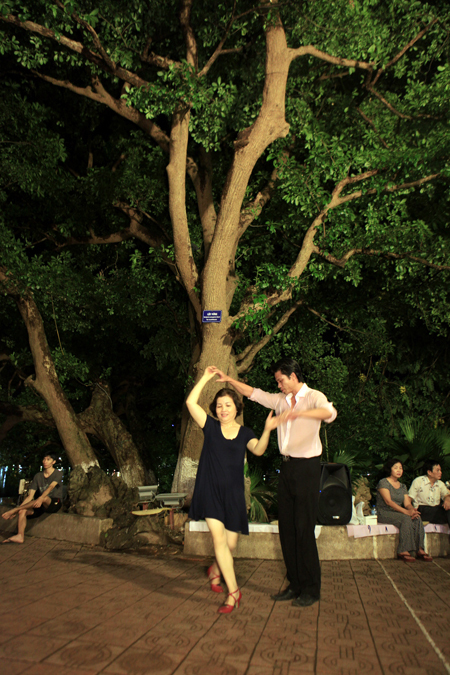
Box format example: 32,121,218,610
209,388,243,417
271,357,303,383
382,458,403,477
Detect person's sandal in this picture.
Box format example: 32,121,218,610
207,565,224,593
417,551,433,562
218,588,242,614
397,552,416,563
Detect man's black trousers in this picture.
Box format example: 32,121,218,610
418,504,450,526
278,455,321,599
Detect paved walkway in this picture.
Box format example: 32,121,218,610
0,537,449,675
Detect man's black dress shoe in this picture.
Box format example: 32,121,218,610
292,594,319,607
270,587,299,602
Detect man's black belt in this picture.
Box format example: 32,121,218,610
282,455,301,461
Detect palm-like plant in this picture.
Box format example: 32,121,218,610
329,446,373,488
385,417,450,485
244,464,277,523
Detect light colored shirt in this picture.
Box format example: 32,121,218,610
409,476,449,507
249,383,337,458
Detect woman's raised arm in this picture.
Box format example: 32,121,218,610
186,366,216,428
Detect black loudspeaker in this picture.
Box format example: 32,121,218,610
317,463,352,526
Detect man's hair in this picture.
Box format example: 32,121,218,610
271,357,303,383
382,458,402,477
424,459,441,475
42,451,60,463
209,388,243,417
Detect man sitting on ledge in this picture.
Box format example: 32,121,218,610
1,452,63,544
409,460,450,527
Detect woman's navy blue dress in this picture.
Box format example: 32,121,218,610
189,415,256,535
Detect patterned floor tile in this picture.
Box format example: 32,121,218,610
44,639,125,671
0,634,70,662
315,649,384,674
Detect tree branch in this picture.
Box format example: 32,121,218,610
314,246,450,271
289,45,374,71
54,203,180,277
1,13,148,89
187,149,217,259
371,19,439,87
54,0,116,70
235,299,304,374
198,0,237,77
140,50,180,70
238,166,278,232
366,85,443,121
0,402,55,444
233,169,443,320
180,0,198,71
30,71,170,152
356,107,389,149
291,21,440,123
366,87,413,120
331,171,440,208
54,225,132,249
286,170,440,280
163,2,202,324
305,306,365,334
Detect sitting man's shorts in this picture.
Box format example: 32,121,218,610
28,498,62,520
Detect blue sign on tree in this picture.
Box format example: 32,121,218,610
202,310,222,323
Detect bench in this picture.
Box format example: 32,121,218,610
137,485,159,508
155,493,188,529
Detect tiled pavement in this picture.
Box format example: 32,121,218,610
0,537,449,675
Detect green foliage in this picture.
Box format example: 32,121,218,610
1,0,450,486
384,416,450,485
244,463,277,523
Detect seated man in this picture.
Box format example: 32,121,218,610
409,460,450,526
1,452,63,543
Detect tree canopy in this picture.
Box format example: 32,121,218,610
1,0,449,494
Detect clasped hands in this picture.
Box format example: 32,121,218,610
406,506,421,520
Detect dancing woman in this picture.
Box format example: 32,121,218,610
187,366,287,613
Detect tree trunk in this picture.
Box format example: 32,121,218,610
15,293,98,471
79,382,149,487
171,14,291,492
0,389,152,489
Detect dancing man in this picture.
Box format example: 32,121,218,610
212,357,337,607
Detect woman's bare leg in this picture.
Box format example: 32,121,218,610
208,529,238,580
206,518,239,600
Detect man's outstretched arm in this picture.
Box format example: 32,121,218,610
210,367,254,398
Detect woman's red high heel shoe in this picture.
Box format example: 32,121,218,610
218,588,242,614
207,565,223,593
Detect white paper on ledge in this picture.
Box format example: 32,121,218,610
347,522,450,539
347,524,399,538
423,523,450,535
188,521,323,538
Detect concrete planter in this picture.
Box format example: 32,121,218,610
0,506,113,546
184,520,450,560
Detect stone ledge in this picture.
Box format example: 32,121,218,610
0,506,113,546
184,521,450,560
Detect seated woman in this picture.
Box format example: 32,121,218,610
377,458,432,562
187,365,290,613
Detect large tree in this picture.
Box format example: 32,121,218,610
1,0,449,493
